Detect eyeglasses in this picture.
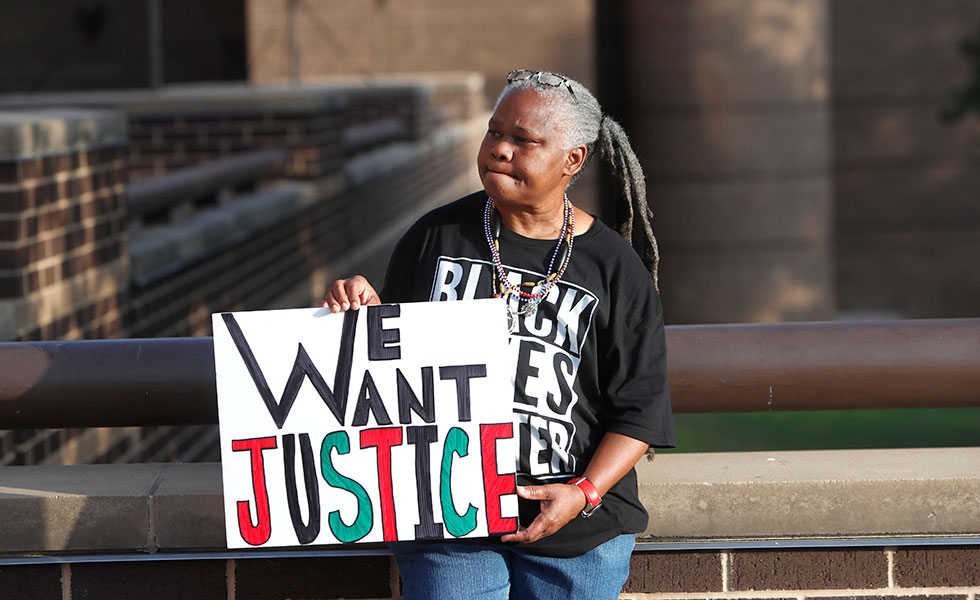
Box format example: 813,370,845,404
507,70,577,103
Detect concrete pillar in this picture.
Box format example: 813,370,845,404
0,108,129,340
621,0,835,323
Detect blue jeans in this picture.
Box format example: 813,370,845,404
389,534,635,600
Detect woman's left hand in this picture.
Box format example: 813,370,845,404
500,484,586,544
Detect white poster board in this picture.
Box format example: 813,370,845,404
213,299,518,548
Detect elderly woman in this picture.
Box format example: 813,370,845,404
323,70,674,600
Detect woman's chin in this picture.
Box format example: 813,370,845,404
482,176,520,202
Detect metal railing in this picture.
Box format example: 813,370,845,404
127,148,290,222
1,319,978,429
342,117,409,154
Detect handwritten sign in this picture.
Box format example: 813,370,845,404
213,299,518,548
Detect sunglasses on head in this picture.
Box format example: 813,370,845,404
507,70,577,102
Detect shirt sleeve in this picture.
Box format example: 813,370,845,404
599,275,676,448
380,221,427,304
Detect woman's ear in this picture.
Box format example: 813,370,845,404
564,145,588,177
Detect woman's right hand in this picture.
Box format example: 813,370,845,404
322,276,381,312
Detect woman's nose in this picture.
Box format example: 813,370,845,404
490,141,513,161
490,139,513,161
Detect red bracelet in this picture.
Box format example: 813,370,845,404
568,477,603,517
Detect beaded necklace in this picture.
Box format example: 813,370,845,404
483,195,575,325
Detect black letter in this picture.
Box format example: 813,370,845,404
514,339,544,407
221,311,357,428
352,370,393,427
283,433,321,544
367,304,401,361
397,367,435,424
407,425,444,539
439,364,487,422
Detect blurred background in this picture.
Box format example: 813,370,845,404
1,0,978,463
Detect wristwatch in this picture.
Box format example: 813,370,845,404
568,476,602,517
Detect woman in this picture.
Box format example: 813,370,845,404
323,70,674,600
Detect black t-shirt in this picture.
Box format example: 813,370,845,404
382,191,675,557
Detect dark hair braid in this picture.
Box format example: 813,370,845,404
598,115,660,289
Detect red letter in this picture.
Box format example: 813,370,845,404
232,436,278,545
360,427,403,541
480,423,517,534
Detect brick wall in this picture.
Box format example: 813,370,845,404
245,0,595,96
1,450,977,596
0,136,128,340
118,80,481,338
0,546,976,599
0,556,393,600
620,0,835,324
831,0,980,318
0,0,246,93
124,140,472,339
0,78,484,342
615,0,980,323
123,82,480,183
0,108,131,466
246,0,602,234
0,77,483,466
127,111,342,182
624,546,980,598
0,147,125,296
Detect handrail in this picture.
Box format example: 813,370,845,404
126,148,289,219
668,318,980,413
0,319,977,428
0,338,217,427
342,117,409,153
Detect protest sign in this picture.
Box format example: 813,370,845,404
213,299,518,549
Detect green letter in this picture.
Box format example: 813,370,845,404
320,431,373,542
440,427,478,537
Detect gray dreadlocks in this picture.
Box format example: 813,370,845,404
496,71,660,288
